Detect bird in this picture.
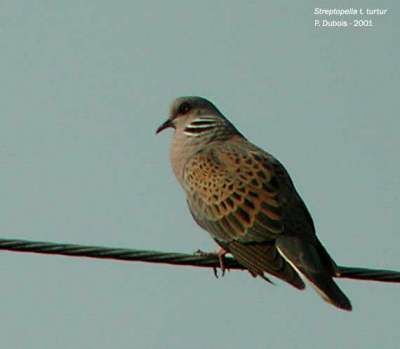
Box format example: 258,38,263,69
156,96,400,311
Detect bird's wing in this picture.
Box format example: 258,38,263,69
183,139,306,288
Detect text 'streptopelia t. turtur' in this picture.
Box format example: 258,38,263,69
156,96,400,311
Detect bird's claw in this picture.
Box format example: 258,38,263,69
194,248,228,278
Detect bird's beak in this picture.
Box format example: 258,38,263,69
156,118,174,134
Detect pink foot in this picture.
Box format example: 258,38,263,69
216,247,228,278
195,248,228,278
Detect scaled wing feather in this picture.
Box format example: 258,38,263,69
184,140,305,289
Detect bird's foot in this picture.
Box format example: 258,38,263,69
195,248,228,278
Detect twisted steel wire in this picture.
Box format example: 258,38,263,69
0,238,399,282
0,238,243,270
337,266,400,282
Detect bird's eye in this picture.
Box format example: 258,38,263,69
178,102,191,115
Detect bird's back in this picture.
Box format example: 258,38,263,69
180,137,312,287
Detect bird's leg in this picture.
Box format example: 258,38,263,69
216,247,228,277
195,247,228,278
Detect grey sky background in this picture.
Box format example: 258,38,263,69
1,1,399,348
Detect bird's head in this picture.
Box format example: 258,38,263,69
156,96,227,136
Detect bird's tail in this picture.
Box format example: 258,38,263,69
299,270,352,311
276,236,352,311
336,266,400,282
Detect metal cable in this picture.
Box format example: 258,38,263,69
337,266,400,282
0,238,243,270
1,238,399,282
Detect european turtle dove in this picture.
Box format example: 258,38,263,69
156,96,400,311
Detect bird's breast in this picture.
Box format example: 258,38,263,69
169,133,193,186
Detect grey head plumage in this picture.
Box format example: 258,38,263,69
156,96,242,144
